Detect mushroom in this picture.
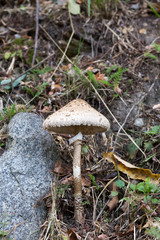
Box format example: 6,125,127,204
42,99,110,224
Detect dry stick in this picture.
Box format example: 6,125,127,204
39,25,72,64
51,12,75,78
103,20,135,50
93,176,117,222
10,52,55,85
32,0,40,66
42,182,57,240
113,82,155,152
40,25,146,159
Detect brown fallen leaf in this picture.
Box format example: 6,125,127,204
114,84,122,94
103,152,160,184
107,182,119,211
95,72,106,81
54,160,71,175
139,28,147,34
95,233,109,240
61,175,91,187
65,229,81,240
153,103,160,109
143,217,160,230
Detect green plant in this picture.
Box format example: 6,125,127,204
30,66,54,75
144,52,158,61
56,184,71,198
22,82,49,103
0,104,18,124
145,125,160,135
98,65,128,95
0,215,13,240
88,174,100,190
4,49,23,60
129,178,160,204
149,3,160,19
146,226,160,240
144,43,160,62
0,103,29,125
127,125,160,159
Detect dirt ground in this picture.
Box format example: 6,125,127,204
0,0,160,239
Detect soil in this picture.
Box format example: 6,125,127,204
0,0,160,239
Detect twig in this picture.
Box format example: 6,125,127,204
11,52,55,84
103,20,135,50
32,0,40,66
113,82,155,152
51,11,75,77
39,25,72,64
93,176,117,222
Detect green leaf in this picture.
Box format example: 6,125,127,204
144,52,158,61
0,230,8,236
111,191,118,197
153,43,160,52
146,125,160,135
127,138,142,159
87,70,98,88
20,4,25,10
4,51,11,60
82,145,89,155
115,179,125,188
136,183,145,193
68,0,80,15
144,141,153,151
152,198,160,204
146,226,160,239
0,74,26,90
129,183,136,191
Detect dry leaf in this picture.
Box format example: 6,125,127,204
61,176,73,185
54,160,70,175
122,26,134,34
114,85,122,94
61,176,91,186
86,66,94,71
143,218,160,230
153,103,160,109
103,152,160,184
96,233,109,240
139,28,147,34
65,229,81,240
107,182,119,211
81,176,91,187
41,106,52,113
95,72,105,81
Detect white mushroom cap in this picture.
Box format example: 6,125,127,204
42,99,110,135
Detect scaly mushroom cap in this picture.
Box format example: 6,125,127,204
42,99,110,135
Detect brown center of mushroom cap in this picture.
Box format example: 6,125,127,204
42,99,110,135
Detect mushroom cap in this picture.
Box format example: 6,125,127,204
42,99,110,135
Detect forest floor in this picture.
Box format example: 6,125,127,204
0,0,160,239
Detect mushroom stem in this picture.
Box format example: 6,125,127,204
73,137,83,223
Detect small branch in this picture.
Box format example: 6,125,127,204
32,0,40,66
11,52,55,84
113,82,155,152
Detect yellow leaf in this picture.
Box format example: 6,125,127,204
139,28,147,34
103,152,160,184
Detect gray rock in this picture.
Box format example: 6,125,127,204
134,118,144,127
0,113,60,240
